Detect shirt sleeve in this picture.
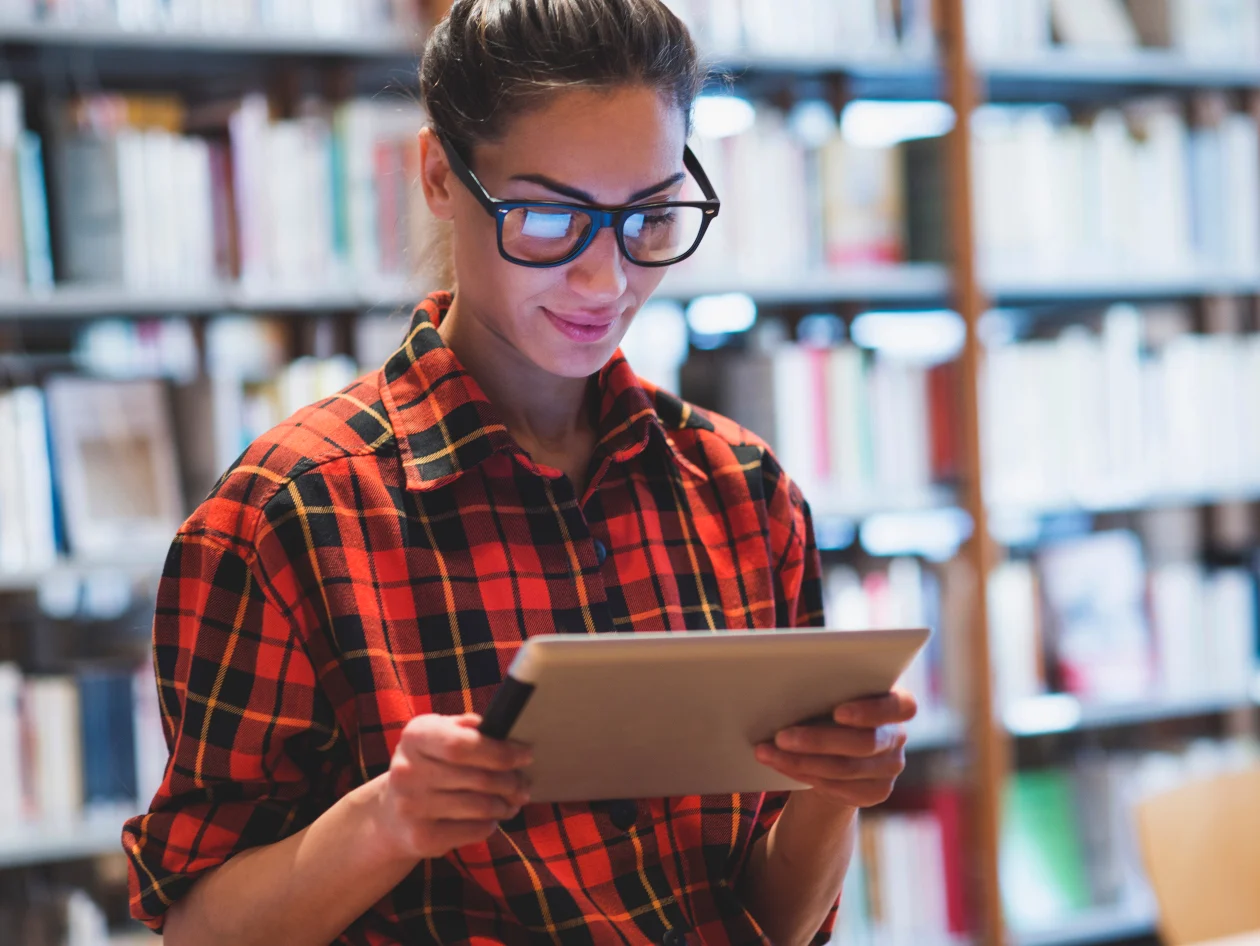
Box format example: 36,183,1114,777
123,526,344,931
745,450,838,944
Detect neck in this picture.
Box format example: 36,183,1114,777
438,296,596,449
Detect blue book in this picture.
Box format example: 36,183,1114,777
17,130,53,291
78,669,138,806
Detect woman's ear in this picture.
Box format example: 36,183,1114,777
419,127,457,222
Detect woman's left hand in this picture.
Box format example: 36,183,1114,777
754,689,918,809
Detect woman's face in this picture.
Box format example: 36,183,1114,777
421,85,688,379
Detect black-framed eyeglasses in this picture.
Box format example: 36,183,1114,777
439,136,721,269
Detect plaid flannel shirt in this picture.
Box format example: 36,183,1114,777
123,292,835,945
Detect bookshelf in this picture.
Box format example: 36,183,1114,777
2,2,1260,946
0,20,421,56
0,806,142,871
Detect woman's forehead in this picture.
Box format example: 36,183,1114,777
474,86,688,201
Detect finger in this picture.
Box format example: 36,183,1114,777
404,716,533,771
775,723,906,758
755,744,905,783
428,790,522,822
832,690,918,728
425,761,531,802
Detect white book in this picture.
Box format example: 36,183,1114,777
230,94,271,289
1220,112,1260,275
987,561,1042,709
0,663,24,825
771,345,821,499
1204,569,1257,697
10,387,57,572
825,345,871,504
1050,0,1139,49
133,668,168,809
116,129,150,290
24,676,83,822
1149,562,1208,698
1101,306,1146,497
0,392,26,573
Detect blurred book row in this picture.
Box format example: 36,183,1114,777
969,0,1260,60
0,662,164,831
662,0,936,59
975,99,1260,284
1000,738,1259,935
0,86,436,296
0,313,402,576
990,528,1259,712
982,304,1260,512
0,0,420,35
835,736,1260,944
823,557,969,730
718,337,959,514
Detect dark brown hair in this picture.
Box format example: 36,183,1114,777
419,0,705,162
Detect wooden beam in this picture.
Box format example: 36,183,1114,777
937,1,1009,944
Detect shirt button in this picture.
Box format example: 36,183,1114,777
662,930,687,946
592,538,608,565
609,799,637,831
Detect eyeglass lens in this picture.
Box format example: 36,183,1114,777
500,204,707,265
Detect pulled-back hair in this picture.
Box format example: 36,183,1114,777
420,0,705,162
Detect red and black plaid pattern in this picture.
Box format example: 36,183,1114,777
123,292,833,945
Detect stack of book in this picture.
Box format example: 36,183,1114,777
973,101,1260,284
0,662,166,830
982,305,1260,512
967,0,1260,59
1001,737,1259,935
39,91,437,298
0,82,54,294
988,530,1259,711
719,338,958,513
0,0,421,35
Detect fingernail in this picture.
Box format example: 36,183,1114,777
775,729,798,749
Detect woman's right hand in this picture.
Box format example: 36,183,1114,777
375,712,533,861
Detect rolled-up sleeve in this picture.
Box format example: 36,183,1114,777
123,526,342,931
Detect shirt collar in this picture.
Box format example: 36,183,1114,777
380,292,707,492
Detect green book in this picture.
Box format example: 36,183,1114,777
1001,769,1092,931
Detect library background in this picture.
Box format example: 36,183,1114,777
2,0,1260,943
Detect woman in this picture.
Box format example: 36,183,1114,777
124,1,916,944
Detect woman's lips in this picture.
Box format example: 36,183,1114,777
543,307,617,343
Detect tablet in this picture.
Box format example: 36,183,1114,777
478,627,930,803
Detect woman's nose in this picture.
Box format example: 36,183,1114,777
566,226,628,301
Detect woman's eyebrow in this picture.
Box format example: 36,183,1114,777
508,172,688,204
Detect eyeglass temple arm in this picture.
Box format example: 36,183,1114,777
437,134,501,215
683,146,720,208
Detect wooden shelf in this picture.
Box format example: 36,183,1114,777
981,49,1260,90
660,264,951,304
0,556,166,593
0,806,137,869
986,269,1260,302
0,19,420,56
1004,692,1260,738
0,268,951,320
989,486,1260,524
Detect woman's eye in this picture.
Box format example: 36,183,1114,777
521,210,574,239
623,211,673,239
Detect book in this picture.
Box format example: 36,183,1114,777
1037,530,1153,701
23,676,84,822
44,376,185,562
1001,769,1092,929
0,663,23,826
0,387,59,574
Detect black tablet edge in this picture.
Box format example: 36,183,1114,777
478,676,536,740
